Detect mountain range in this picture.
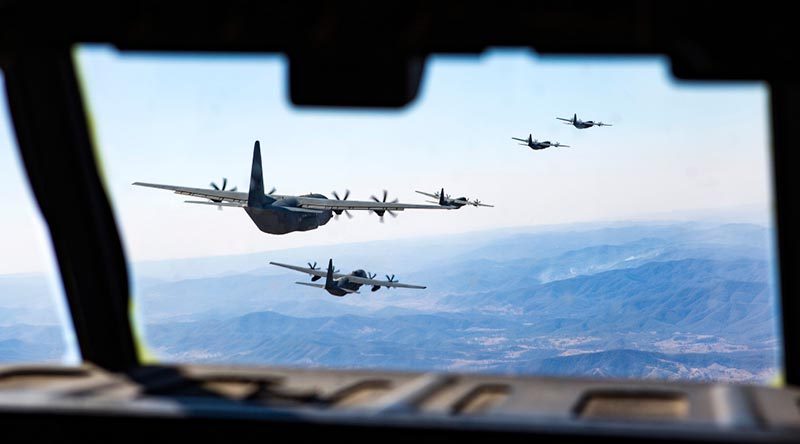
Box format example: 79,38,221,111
0,220,781,383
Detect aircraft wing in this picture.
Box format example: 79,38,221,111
133,182,248,204
293,196,455,211
511,137,528,142
343,275,426,289
269,262,346,279
556,117,573,122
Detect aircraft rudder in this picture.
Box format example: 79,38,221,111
248,140,268,207
325,258,335,290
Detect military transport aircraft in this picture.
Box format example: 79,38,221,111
134,141,455,234
512,134,570,150
557,113,613,129
415,188,493,208
270,259,426,296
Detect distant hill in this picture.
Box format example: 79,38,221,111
441,258,775,342
0,220,781,383
532,349,775,381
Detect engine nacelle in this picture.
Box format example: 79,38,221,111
371,285,381,292
311,275,322,282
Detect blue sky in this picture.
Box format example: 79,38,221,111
1,47,773,274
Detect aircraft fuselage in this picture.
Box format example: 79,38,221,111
572,120,595,129
326,269,368,296
244,194,333,235
528,141,552,150
443,197,469,208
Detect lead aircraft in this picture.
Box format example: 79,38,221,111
134,141,455,234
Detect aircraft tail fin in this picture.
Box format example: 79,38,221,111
439,187,446,206
324,259,336,291
573,113,577,123
528,134,533,144
248,140,269,208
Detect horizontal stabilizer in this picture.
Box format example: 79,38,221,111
184,200,245,208
295,282,325,289
282,206,325,214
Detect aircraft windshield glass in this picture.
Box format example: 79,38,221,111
0,71,81,366
74,46,780,384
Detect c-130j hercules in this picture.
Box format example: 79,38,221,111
557,113,613,129
512,134,570,150
134,141,455,234
270,259,425,296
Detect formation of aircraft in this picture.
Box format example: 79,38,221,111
134,117,609,296
512,134,570,150
270,259,425,296
514,113,613,152
557,113,612,129
415,188,493,208
134,141,457,235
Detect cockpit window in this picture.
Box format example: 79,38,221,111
75,46,780,384
0,71,80,365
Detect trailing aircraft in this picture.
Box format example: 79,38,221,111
270,259,426,296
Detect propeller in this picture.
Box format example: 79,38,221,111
209,177,237,210
369,190,399,223
332,190,353,219
384,274,397,289
268,187,277,195
210,177,237,193
308,261,322,281
470,199,494,207
368,272,381,292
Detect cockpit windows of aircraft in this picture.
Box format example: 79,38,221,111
0,71,80,366
74,46,780,384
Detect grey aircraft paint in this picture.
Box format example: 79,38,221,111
512,134,570,150
323,259,367,296
134,141,454,235
271,259,425,297
244,141,334,234
557,113,613,129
